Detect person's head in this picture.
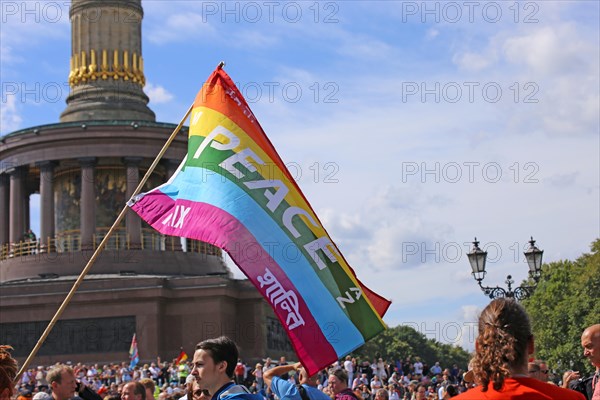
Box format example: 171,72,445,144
192,337,238,394
471,298,533,391
374,389,388,400
414,384,427,400
139,378,155,400
537,361,548,378
328,369,348,395
33,393,52,400
46,366,77,400
297,366,318,387
443,385,458,399
581,324,600,369
0,346,18,400
527,360,548,382
121,382,145,400
186,378,209,400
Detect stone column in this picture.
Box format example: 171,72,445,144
79,158,96,249
0,174,9,246
124,157,142,249
8,167,24,245
60,0,155,122
165,159,180,180
24,190,30,234
38,161,56,252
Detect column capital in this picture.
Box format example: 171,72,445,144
164,159,181,168
78,157,97,167
164,159,181,181
36,161,58,171
123,157,143,166
5,165,24,176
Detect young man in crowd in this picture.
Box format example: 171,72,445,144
190,337,262,400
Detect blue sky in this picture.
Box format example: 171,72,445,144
1,1,599,351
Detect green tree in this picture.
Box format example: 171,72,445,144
352,324,471,370
522,238,600,375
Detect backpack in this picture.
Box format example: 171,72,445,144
219,384,251,399
297,385,310,400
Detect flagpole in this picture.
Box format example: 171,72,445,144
14,102,195,382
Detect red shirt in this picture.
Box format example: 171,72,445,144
235,364,245,376
454,377,586,400
335,388,360,400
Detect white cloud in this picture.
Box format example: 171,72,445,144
503,26,599,136
0,45,23,66
0,8,69,86
452,50,496,72
448,22,599,137
0,93,23,135
145,83,174,104
502,24,588,76
147,13,216,44
229,30,279,48
461,305,480,322
336,35,393,59
545,172,579,187
457,305,481,350
426,28,439,40
317,184,456,272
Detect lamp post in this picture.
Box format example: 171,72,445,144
468,237,543,300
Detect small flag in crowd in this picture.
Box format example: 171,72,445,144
175,349,188,365
129,65,391,376
129,333,139,369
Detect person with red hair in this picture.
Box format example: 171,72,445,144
454,298,585,399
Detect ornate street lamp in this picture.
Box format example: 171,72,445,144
468,237,543,300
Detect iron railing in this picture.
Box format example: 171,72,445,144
0,228,221,261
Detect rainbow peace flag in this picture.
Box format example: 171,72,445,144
129,333,139,369
130,66,390,375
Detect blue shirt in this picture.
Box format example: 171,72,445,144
271,377,330,400
213,382,263,400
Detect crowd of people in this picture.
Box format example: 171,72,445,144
1,300,598,400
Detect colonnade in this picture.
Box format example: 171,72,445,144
0,158,180,252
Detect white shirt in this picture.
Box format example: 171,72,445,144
344,360,354,373
413,362,423,375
